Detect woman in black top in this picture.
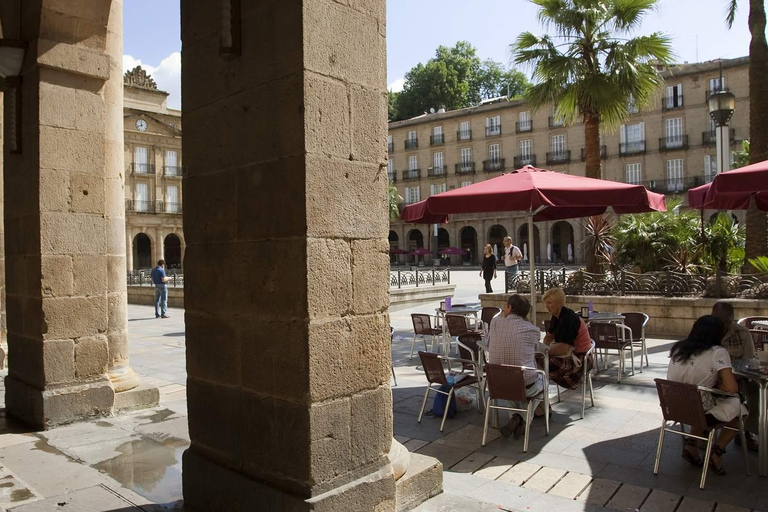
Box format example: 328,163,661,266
480,244,497,293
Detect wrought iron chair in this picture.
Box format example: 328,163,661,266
410,313,441,359
588,322,634,383
738,316,768,330
653,378,749,489
482,363,550,451
390,326,397,386
621,312,650,371
417,351,481,432
750,329,768,352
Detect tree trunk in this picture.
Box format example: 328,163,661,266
584,115,601,179
745,0,768,271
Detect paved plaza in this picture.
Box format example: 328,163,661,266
0,271,762,510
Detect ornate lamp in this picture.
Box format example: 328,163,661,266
708,62,736,175
0,39,27,154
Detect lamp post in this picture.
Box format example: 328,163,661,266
0,39,27,154
708,63,736,176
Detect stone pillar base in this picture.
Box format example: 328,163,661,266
182,449,396,512
108,365,140,393
5,375,115,430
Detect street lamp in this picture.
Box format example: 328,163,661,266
0,39,27,154
708,63,736,176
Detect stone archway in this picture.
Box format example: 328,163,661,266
488,224,507,259
133,233,152,270
519,224,541,263
164,233,182,269
460,226,478,265
389,230,399,263
407,228,424,264
551,221,575,264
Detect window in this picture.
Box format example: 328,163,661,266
627,94,638,114
407,130,417,142
461,181,473,188
166,185,179,213
459,121,471,140
135,182,149,211
405,186,420,204
664,84,683,109
709,76,727,93
666,159,684,192
387,159,394,181
460,148,472,165
432,152,444,175
488,144,500,163
486,115,501,136
625,163,642,185
408,155,418,171
165,150,178,175
430,183,447,196
387,135,393,153
519,139,532,159
551,108,564,127
405,130,418,149
518,111,531,131
551,134,566,153
665,117,683,147
134,146,149,173
620,122,645,153
704,155,718,182
431,126,444,145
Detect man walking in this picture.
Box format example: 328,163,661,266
487,294,543,437
151,259,170,319
502,236,523,289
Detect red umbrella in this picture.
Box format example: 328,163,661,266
688,159,768,211
439,247,465,255
410,247,432,256
400,199,449,224
389,248,409,254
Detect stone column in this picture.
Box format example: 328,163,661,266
126,229,134,271
181,0,396,509
573,220,584,265
3,0,139,428
540,221,550,264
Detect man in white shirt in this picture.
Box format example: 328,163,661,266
503,236,523,290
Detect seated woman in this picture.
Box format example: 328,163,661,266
537,288,592,391
667,315,748,475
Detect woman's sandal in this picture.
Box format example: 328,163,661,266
682,438,703,467
708,445,727,476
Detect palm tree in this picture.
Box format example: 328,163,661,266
388,184,402,220
726,0,768,269
511,0,673,179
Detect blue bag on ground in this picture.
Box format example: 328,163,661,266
431,376,457,418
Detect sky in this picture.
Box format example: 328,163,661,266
123,0,755,110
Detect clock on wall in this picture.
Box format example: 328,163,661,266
136,119,148,132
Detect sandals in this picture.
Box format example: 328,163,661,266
708,445,727,476
682,438,703,467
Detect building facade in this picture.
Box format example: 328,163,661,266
123,67,184,270
388,57,750,266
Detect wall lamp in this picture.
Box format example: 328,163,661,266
0,39,27,154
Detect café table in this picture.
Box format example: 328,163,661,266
435,303,481,354
733,359,768,477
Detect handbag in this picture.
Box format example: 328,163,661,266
431,384,457,418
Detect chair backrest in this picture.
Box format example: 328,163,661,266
583,340,596,376
750,329,768,352
588,322,622,349
481,307,501,327
457,334,483,370
654,378,708,431
411,313,434,335
740,316,768,330
621,312,649,340
417,351,448,386
445,314,470,337
484,363,527,402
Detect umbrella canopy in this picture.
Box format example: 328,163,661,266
401,166,666,222
410,248,432,256
399,199,449,224
688,159,768,211
389,248,409,254
439,247,464,255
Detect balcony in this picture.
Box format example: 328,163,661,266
404,138,418,150
702,129,736,146
456,129,472,141
661,95,684,111
430,134,444,146
706,88,729,102
639,175,709,194
388,171,396,183
165,202,183,215
132,163,155,174
546,150,571,165
164,165,181,177
125,199,162,214
483,159,505,172
428,165,447,178
580,146,607,161
619,141,646,156
516,120,532,133
548,116,564,128
485,126,501,137
514,155,536,168
387,142,394,154
402,169,421,181
659,135,689,151
455,162,476,175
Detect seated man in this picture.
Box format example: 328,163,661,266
487,294,542,438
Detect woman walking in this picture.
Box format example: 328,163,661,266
480,244,497,293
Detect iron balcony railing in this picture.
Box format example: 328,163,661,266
455,162,476,175
132,163,155,174
125,199,162,214
405,138,418,150
702,129,736,146
485,126,501,137
388,171,396,183
165,202,183,215
387,142,394,154
619,141,646,155
428,165,447,177
659,135,689,151
548,116,564,128
164,165,181,176
456,129,472,141
546,150,571,165
430,134,444,146
483,159,505,172
514,155,536,168
390,267,451,288
127,269,184,287
402,169,421,181
580,146,607,161
662,95,684,111
638,175,709,194
516,120,532,133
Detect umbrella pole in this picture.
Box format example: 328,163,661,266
529,214,536,328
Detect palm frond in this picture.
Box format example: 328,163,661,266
725,0,739,28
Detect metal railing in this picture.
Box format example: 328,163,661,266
430,134,444,146
132,163,155,174
485,126,501,137
165,202,183,214
456,130,472,141
619,141,646,155
483,159,505,172
390,267,451,288
388,142,394,154
164,166,181,176
638,175,709,194
548,116,564,128
455,162,476,175
659,135,689,151
402,169,421,181
388,171,397,183
662,96,684,111
126,199,162,214
580,146,607,161
428,166,447,177
516,120,532,133
405,138,418,150
702,129,736,146
514,155,536,168
127,269,184,288
546,150,571,165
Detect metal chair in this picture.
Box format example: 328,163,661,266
480,306,501,334
588,322,634,383
455,336,485,412
738,316,768,330
445,314,482,354
481,363,550,451
750,329,768,352
653,378,749,489
390,326,397,386
550,340,596,419
621,312,650,371
410,313,441,359
417,351,482,432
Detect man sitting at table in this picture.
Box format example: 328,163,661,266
488,294,542,438
712,301,759,451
